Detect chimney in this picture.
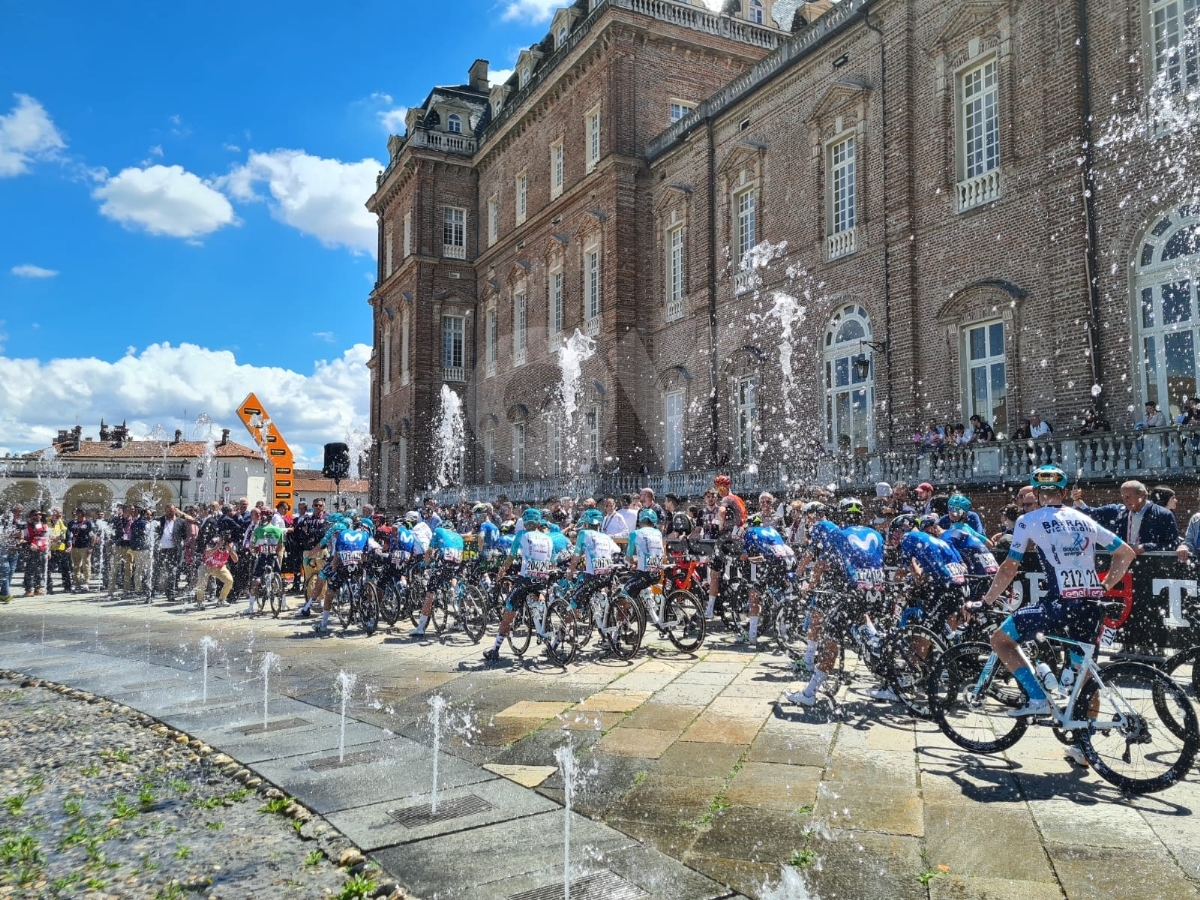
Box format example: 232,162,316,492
469,59,490,92
56,429,70,445
98,419,109,442
172,429,183,445
220,428,230,447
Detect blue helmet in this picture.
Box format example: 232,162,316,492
1030,465,1068,490
579,509,603,528
522,507,544,525
637,508,658,526
947,494,972,513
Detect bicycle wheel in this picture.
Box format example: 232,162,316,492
928,641,1029,753
718,585,746,634
664,590,706,652
544,600,578,666
378,580,401,627
254,582,268,614
1164,644,1200,698
408,572,428,628
333,584,353,630
359,582,379,637
458,585,487,643
883,624,945,720
268,572,284,617
774,601,808,658
606,596,643,660
1075,661,1199,795
574,594,596,648
430,589,450,634
508,605,533,657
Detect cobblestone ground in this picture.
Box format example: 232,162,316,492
3,586,1200,900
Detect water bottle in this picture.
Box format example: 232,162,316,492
1059,668,1076,691
1035,661,1061,694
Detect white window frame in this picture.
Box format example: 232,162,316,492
403,211,412,257
382,328,392,394
1149,0,1200,98
734,187,756,278
584,406,599,467
549,420,562,475
963,319,1008,434
513,290,527,366
956,55,1001,212
823,304,875,453
484,431,495,484
441,314,465,378
520,67,530,88
585,104,601,172
583,242,601,334
515,172,527,226
485,307,497,377
664,390,684,472
446,113,462,133
401,310,411,385
558,25,568,46
384,222,394,277
487,195,499,246
549,266,564,340
734,376,758,465
666,223,685,321
669,100,696,123
512,424,525,481
550,140,564,199
748,0,764,24
443,207,466,258
826,133,857,259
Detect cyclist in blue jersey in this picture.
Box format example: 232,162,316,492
625,509,666,600
546,521,572,563
937,494,991,545
896,515,971,627
494,520,517,556
474,503,501,556
794,502,836,670
312,515,371,634
484,509,555,663
741,513,795,644
412,524,466,637
981,465,1135,721
566,509,621,612
940,516,999,602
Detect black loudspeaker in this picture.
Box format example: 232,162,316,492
322,442,351,480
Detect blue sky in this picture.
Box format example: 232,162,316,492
0,0,559,464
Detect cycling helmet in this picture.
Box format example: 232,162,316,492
920,513,940,530
947,494,972,513
802,501,827,516
499,520,516,534
404,511,420,525
578,509,603,528
714,475,732,488
637,509,659,526
522,507,544,525
748,513,764,527
839,498,863,517
1030,464,1068,490
472,502,489,515
888,514,917,534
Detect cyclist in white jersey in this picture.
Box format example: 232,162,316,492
484,508,555,663
624,509,665,599
982,465,1136,720
564,508,620,614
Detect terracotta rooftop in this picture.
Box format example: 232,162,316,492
29,439,266,461
294,469,369,494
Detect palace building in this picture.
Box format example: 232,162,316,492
367,0,1200,506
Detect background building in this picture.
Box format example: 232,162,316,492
369,0,1200,504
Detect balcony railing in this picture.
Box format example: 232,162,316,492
733,268,755,296
443,366,466,383
443,243,467,260
406,129,478,156
826,226,857,261
957,169,1002,212
583,316,600,337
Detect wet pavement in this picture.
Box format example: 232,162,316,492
2,588,1199,900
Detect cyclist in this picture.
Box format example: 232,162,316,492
565,508,621,614
408,511,433,554
940,514,999,603
311,514,369,635
494,520,517,556
412,521,466,637
741,512,796,644
474,503,500,556
938,494,991,545
705,474,747,619
484,508,555,663
246,514,286,616
624,508,666,603
980,466,1136,724
546,519,573,564
794,501,837,670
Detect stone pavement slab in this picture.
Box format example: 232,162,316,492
596,726,680,758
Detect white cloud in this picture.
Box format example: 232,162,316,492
0,342,370,469
222,143,241,153
11,264,58,278
500,0,559,23
0,94,66,178
489,69,514,87
149,144,163,157
221,150,381,254
92,164,236,239
313,331,335,342
378,106,408,133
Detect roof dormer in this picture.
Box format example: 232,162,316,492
549,7,581,49
489,83,511,118
515,47,544,88
431,98,475,134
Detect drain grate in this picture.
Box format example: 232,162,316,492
236,717,311,735
306,748,387,772
507,871,648,900
387,794,493,828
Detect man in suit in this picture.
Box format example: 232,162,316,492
1076,480,1182,556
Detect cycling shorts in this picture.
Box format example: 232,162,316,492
912,582,969,626
426,561,460,595
1000,599,1106,645
505,575,547,612
252,553,280,580
624,570,659,599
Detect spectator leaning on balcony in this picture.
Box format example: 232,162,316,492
1079,406,1111,434
1028,413,1053,439
1139,401,1168,429
967,414,995,443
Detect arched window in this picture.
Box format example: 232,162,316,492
748,0,765,24
446,114,462,134
558,25,568,46
1135,204,1200,420
823,304,874,453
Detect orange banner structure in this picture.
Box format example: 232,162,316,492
235,393,295,510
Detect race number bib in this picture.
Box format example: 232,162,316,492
975,553,998,575
442,547,463,563
390,550,409,564
945,562,968,585
525,558,551,580
855,568,886,592
1058,566,1104,600
339,550,363,565
645,554,664,573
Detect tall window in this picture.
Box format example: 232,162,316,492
551,141,564,198
735,377,757,464
487,195,498,246
401,311,410,384
549,420,562,475
664,391,684,472
443,207,466,258
734,188,756,267
512,424,525,480
484,431,495,483
558,25,568,46
549,268,564,337
446,113,462,133
827,135,856,258
823,305,874,453
382,329,392,393
748,0,764,24
584,244,601,329
403,211,412,257
520,67,530,87
1136,204,1200,419
670,101,695,122
1150,0,1199,96
486,308,497,373
957,57,1001,211
442,315,464,372
513,291,527,365
584,406,599,466
666,224,685,321
586,105,601,171
965,321,1007,432
516,172,527,225
384,223,394,277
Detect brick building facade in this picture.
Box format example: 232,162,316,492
368,0,1200,507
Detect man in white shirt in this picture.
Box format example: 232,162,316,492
601,497,629,537
1028,413,1052,439
615,494,639,534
